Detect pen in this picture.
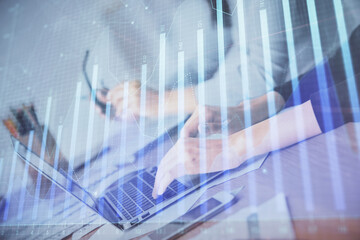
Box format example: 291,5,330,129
9,108,24,136
22,105,35,130
29,104,40,125
23,104,43,141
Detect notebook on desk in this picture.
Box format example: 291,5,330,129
10,129,228,231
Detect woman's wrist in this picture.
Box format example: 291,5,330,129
228,120,272,163
237,91,285,126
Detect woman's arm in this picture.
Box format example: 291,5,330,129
152,100,321,198
229,100,322,159
96,81,197,118
181,91,285,138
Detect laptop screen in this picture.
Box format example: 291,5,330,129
10,136,99,213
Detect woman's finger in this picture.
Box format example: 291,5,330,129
113,98,124,117
107,83,125,101
152,145,180,198
198,123,223,136
156,172,175,196
96,91,107,103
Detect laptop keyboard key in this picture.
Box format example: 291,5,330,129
106,193,132,220
162,188,177,199
140,172,155,186
169,180,188,193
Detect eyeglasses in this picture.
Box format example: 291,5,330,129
82,50,108,113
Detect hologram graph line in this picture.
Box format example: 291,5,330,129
306,0,345,210
64,81,82,217
237,0,257,206
3,141,19,221
177,50,186,215
17,130,34,220
260,8,284,203
138,64,148,163
80,64,99,219
48,125,63,219
216,0,231,195
32,96,52,220
98,102,111,216
282,0,314,212
157,32,166,164
197,28,208,209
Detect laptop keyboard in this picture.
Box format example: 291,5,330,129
106,167,189,220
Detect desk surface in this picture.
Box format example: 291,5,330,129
73,123,360,240
174,123,360,240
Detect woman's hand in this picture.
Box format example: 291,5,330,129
181,105,245,138
95,81,198,120
106,81,159,119
152,135,245,199
152,100,322,199
181,91,285,138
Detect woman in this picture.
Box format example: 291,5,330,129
152,25,360,198
95,0,233,118
97,0,360,119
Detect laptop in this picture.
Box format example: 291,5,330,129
11,129,227,231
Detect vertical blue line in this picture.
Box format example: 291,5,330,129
117,82,129,207
282,0,299,97
64,81,82,217
138,64,148,162
197,29,207,158
48,125,63,218
0,158,3,183
119,82,129,162
17,130,34,220
81,64,99,219
216,0,230,182
282,0,314,211
237,0,257,206
3,141,19,221
197,28,208,210
177,52,185,136
177,50,185,214
307,0,345,211
32,96,52,219
157,33,166,164
332,0,360,121
135,65,148,211
98,103,111,216
331,0,355,210
260,8,284,197
259,9,275,93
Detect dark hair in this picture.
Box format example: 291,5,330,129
207,0,232,27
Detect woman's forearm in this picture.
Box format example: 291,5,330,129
230,100,322,159
236,91,285,128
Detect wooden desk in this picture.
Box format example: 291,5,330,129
75,123,360,239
